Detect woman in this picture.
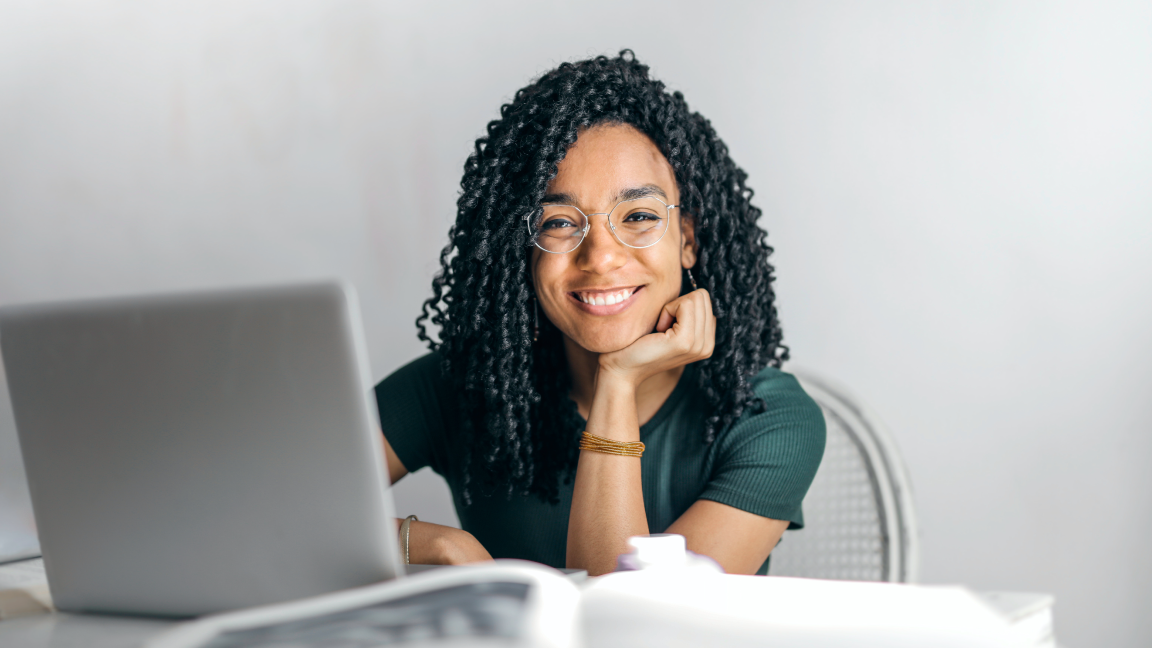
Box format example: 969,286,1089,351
375,51,825,576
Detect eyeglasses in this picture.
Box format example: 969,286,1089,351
526,196,679,254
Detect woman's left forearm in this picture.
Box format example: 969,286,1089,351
565,371,649,575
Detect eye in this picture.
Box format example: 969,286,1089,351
541,218,577,231
623,211,661,223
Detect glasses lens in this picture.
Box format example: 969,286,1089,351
532,205,587,253
609,198,669,248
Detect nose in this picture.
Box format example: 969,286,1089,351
574,213,627,275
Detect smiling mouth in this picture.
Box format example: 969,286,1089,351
572,286,638,306
566,286,644,315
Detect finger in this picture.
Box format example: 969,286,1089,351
692,291,707,356
703,303,716,359
665,295,697,350
656,293,689,334
699,290,716,358
684,290,708,354
655,305,676,333
698,288,713,320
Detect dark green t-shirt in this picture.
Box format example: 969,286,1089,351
374,353,825,575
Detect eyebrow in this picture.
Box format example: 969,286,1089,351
541,184,668,208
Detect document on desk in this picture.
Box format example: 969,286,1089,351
582,571,1029,648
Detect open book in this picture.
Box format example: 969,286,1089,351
144,561,580,648
144,559,1043,648
5,556,1049,647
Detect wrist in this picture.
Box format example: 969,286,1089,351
595,361,642,394
586,369,641,444
591,371,638,415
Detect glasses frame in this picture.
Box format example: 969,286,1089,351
526,195,680,255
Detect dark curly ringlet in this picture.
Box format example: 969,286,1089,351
416,50,787,505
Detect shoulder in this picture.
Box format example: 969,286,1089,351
742,365,825,428
717,365,826,463
374,352,449,399
373,352,456,474
748,366,824,422
374,351,456,427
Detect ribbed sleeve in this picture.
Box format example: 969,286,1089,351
698,368,826,529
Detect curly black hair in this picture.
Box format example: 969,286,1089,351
416,50,787,505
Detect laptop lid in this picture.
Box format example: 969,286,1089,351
0,282,403,616
0,363,40,564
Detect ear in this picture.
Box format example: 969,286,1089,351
679,213,698,269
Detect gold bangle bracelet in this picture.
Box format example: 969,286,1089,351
579,431,645,457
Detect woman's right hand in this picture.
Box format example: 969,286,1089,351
597,288,716,389
401,519,493,565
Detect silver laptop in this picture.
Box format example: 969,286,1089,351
0,282,403,617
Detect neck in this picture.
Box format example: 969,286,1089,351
563,335,686,426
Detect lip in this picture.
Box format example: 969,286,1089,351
567,285,644,316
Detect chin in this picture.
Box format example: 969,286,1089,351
583,340,633,354
572,328,647,355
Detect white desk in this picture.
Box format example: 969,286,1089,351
0,558,1054,648
0,612,173,648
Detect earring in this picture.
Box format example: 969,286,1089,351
686,268,698,291
533,297,539,343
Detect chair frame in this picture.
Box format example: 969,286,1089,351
793,371,921,583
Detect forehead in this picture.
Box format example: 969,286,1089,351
545,123,678,209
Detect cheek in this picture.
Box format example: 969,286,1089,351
530,249,553,294
642,251,684,297
530,255,569,316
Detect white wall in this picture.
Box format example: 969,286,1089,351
1,2,1149,645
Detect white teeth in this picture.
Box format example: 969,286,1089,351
578,288,634,306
